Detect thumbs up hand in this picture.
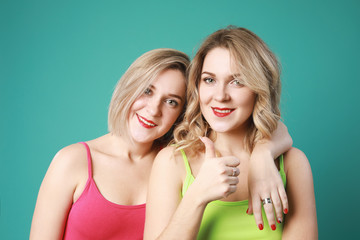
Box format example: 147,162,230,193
190,137,240,205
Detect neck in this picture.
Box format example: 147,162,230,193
108,133,157,161
213,123,250,156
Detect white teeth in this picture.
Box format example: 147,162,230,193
138,115,155,126
213,109,232,113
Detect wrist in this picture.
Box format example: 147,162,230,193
186,182,210,207
251,143,275,161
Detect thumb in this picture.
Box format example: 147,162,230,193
199,136,216,158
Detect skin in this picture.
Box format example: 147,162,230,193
30,69,187,239
30,54,293,239
144,48,317,239
128,69,187,144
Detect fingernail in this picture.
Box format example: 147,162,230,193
277,218,282,223
271,224,276,230
258,224,263,230
284,208,288,214
246,208,249,214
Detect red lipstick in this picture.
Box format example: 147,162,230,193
211,107,235,117
136,114,157,128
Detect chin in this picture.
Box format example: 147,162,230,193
132,136,155,144
130,131,155,144
209,123,233,133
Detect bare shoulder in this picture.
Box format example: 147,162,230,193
46,143,88,182
52,143,87,167
155,146,183,164
282,149,317,238
284,147,306,158
153,146,187,179
283,147,312,177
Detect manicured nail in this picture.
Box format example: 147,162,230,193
277,218,282,223
284,208,288,214
246,208,249,214
271,224,276,230
258,224,264,230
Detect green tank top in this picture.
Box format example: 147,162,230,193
180,150,286,240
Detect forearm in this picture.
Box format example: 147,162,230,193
253,121,292,159
155,186,207,240
147,140,239,240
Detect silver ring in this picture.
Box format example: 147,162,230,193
262,198,272,205
232,168,236,176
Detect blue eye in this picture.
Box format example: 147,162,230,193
165,99,179,107
144,88,152,95
231,79,244,87
204,77,214,83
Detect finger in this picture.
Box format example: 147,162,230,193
262,197,276,231
278,186,289,214
225,176,239,185
270,191,283,224
226,167,240,177
225,185,237,197
247,192,253,215
223,156,240,167
252,196,264,230
199,136,216,158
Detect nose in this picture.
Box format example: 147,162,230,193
147,97,162,117
214,83,230,102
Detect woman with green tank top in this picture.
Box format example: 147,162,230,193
144,26,318,239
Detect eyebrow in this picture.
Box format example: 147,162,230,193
201,71,216,76
201,71,242,79
149,85,184,102
169,94,184,102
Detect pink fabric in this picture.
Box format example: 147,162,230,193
63,142,145,240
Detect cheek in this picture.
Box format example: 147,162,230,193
169,108,182,123
130,97,146,112
198,84,209,105
161,108,182,131
240,91,256,111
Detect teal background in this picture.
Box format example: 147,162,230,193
1,0,359,239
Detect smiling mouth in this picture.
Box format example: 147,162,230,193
136,113,157,128
211,107,235,117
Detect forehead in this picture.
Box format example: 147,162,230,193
151,69,186,97
203,48,231,71
202,47,243,77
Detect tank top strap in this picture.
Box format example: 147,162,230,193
79,142,93,179
278,154,287,187
279,154,284,171
180,149,192,175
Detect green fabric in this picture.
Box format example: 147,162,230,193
181,150,286,240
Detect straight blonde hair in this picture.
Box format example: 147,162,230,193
108,48,190,146
173,26,281,154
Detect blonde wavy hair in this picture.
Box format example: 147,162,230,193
108,48,190,146
173,26,281,155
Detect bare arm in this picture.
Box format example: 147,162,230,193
282,148,318,239
248,121,293,229
144,138,240,240
144,147,204,240
30,144,86,240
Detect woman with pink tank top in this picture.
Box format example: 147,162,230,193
30,48,292,239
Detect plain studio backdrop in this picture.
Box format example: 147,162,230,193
1,0,359,239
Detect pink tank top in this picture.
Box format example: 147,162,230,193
63,142,146,240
